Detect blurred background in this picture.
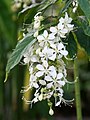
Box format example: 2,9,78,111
0,0,90,120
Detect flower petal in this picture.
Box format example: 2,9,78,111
43,60,48,68
48,33,55,40
31,55,39,62
61,28,68,33
39,80,46,85
57,81,65,86
58,42,64,50
60,50,68,56
55,101,61,106
45,75,53,81
49,66,56,79
59,17,64,23
50,27,57,33
50,43,56,49
36,71,44,77
58,22,64,30
43,30,48,38
47,82,53,88
36,64,44,70
57,73,63,79
37,35,44,41
49,53,56,61
33,82,39,88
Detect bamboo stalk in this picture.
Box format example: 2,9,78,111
74,59,82,120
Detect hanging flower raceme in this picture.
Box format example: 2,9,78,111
21,12,74,115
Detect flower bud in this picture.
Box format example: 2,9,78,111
49,108,54,115
34,30,38,37
39,94,43,101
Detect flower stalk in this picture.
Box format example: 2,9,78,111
74,59,82,120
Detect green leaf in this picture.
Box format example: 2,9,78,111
18,3,40,24
5,34,36,82
67,32,77,58
75,29,90,56
60,0,72,14
79,17,90,36
38,0,58,12
78,0,90,22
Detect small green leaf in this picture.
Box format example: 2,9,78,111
78,0,90,22
79,17,90,36
5,34,36,81
75,29,90,56
67,32,77,58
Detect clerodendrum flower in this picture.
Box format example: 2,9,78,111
37,30,55,47
50,12,74,39
21,12,74,115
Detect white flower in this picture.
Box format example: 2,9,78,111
59,12,74,32
50,42,68,58
57,42,68,56
36,61,57,79
23,44,40,64
50,25,68,38
39,46,56,61
46,72,65,89
23,46,33,64
21,11,74,116
37,30,55,47
30,75,39,88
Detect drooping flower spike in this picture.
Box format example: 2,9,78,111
21,12,74,115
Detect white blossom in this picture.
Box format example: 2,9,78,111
23,45,39,64
36,61,57,79
50,13,74,39
50,25,68,38
37,30,55,47
50,42,68,58
21,12,74,116
38,46,56,61
59,12,74,32
30,75,39,88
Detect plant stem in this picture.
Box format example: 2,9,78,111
74,59,82,120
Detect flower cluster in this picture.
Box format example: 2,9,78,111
21,12,74,115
